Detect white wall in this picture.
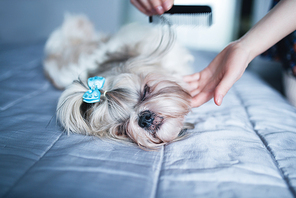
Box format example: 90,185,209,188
0,0,243,52
174,0,241,51
125,0,242,52
0,0,125,45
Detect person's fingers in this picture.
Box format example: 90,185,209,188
186,80,199,92
183,72,200,82
130,0,153,15
191,91,214,108
214,71,240,106
190,89,200,97
140,0,155,14
130,0,146,14
131,0,173,15
149,0,165,15
162,0,174,11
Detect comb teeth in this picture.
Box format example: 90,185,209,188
150,13,212,27
149,5,212,27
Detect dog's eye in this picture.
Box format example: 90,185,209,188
141,84,150,101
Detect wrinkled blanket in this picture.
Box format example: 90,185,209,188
1,43,296,198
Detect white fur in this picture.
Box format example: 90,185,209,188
44,15,194,150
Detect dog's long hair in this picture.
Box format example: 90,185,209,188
44,15,194,149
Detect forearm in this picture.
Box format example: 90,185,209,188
239,0,296,62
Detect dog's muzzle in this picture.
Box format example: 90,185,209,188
138,110,163,133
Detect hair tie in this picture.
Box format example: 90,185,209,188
82,76,105,103
103,90,107,97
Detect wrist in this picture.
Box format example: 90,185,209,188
230,39,255,65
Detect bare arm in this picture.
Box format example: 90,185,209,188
184,0,296,107
242,0,296,60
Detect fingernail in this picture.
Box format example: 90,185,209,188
155,6,164,15
163,1,172,11
216,95,223,106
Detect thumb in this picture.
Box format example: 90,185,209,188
162,0,174,11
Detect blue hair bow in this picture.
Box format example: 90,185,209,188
82,76,106,103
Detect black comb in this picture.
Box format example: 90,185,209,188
149,5,212,26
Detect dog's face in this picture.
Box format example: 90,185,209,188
57,67,192,149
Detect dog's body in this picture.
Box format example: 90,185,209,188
44,15,194,149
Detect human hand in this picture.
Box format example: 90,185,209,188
130,0,174,16
183,0,296,108
184,40,252,107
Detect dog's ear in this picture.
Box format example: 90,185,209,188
109,122,129,140
57,82,91,135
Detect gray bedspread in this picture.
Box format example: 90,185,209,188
1,42,296,198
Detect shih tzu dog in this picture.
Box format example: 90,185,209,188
44,14,194,149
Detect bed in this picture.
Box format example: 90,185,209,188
1,42,296,198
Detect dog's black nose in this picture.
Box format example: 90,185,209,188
138,110,154,128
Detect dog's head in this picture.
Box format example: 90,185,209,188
57,67,193,149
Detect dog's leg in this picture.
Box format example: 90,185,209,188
43,14,108,89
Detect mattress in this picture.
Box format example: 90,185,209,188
1,42,296,198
